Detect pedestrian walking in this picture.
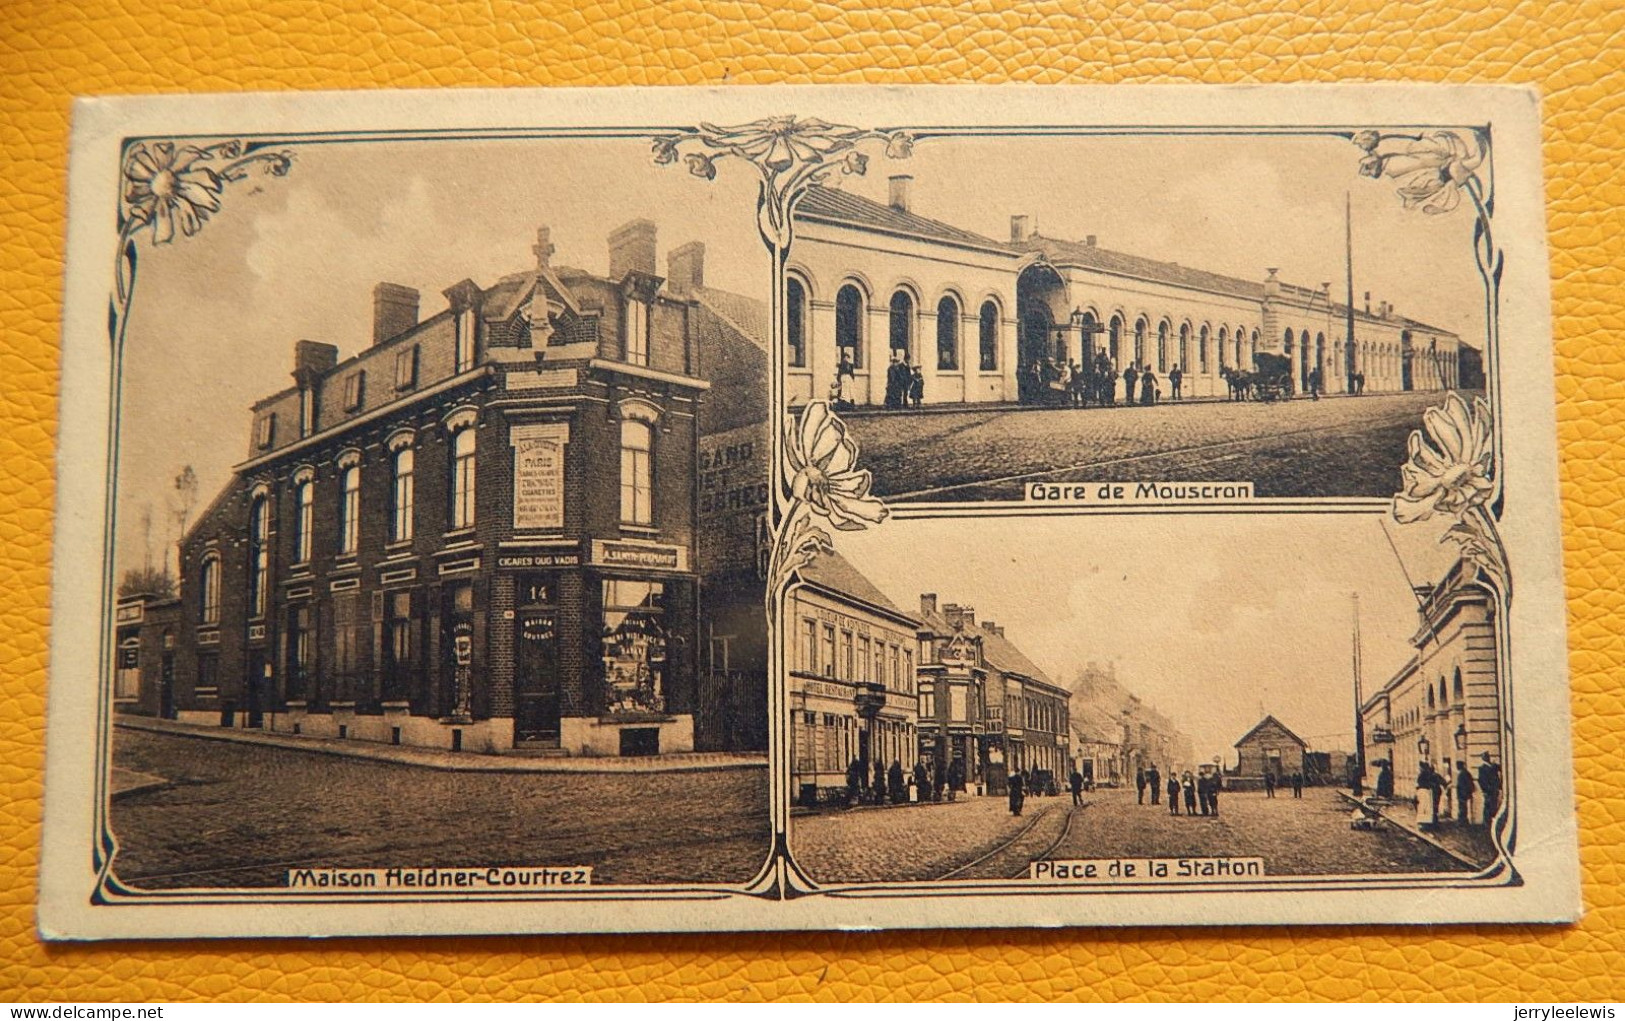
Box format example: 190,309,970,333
1140,367,1158,406
1376,759,1395,799
1308,365,1323,400
947,757,964,803
1264,772,1276,799
1069,769,1084,806
1208,775,1221,817
1135,767,1148,805
912,760,928,804
1196,772,1211,816
1454,761,1476,825
1477,752,1503,826
1182,772,1197,815
845,757,865,807
1123,364,1138,406
1147,765,1161,806
1291,772,1304,799
889,759,906,805
1167,774,1181,815
1169,364,1183,401
1008,770,1026,817
909,365,924,408
1416,761,1445,828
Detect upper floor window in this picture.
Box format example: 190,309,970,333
254,413,276,450
248,496,269,618
619,420,653,526
624,297,649,366
299,387,315,438
451,428,476,530
836,284,865,369
786,278,808,368
395,345,418,391
199,552,221,624
980,301,1000,372
293,478,314,564
936,296,960,371
343,371,365,412
392,447,415,543
339,465,360,555
454,313,474,374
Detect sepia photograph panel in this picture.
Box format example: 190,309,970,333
782,134,1484,502
788,514,1504,886
105,138,776,889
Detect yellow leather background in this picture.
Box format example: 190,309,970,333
3,0,1622,1002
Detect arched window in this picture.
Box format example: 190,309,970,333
1216,327,1227,370
1179,323,1192,371
888,290,914,361
620,420,653,525
249,495,269,618
451,428,476,530
1439,677,1449,706
293,478,314,563
1427,685,1436,710
1108,315,1123,366
979,301,1000,372
1235,328,1245,367
339,465,360,555
1250,329,1260,363
1157,320,1170,372
392,447,414,543
786,277,808,368
1284,327,1295,359
835,283,864,369
200,552,221,624
936,295,960,371
1453,667,1464,700
1133,317,1147,367
1316,332,1326,373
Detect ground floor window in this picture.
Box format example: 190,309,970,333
601,579,667,713
116,638,140,699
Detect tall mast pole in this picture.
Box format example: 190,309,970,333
1351,591,1366,796
1346,191,1358,394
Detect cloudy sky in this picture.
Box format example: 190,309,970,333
835,513,1461,767
114,129,1485,578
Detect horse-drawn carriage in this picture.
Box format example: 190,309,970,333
1223,351,1295,402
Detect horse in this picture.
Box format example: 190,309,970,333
1221,366,1254,402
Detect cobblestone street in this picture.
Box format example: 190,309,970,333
793,786,1468,884
846,391,1466,501
111,728,770,889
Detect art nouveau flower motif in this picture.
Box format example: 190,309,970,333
1394,392,1494,524
885,132,915,160
123,142,226,245
784,401,888,531
701,115,850,171
1352,129,1485,215
684,152,717,180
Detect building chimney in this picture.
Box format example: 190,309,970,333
1364,290,1372,314
372,283,420,347
293,339,339,383
920,593,937,618
667,241,705,296
1085,234,1097,247
1010,215,1031,243
608,219,658,280
888,174,913,212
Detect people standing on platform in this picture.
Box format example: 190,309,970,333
1123,364,1138,407
1146,765,1161,805
1291,772,1304,799
1169,364,1184,401
1417,761,1445,828
909,365,924,409
1069,769,1084,806
1140,366,1158,406
1167,774,1181,815
1068,362,1087,407
1376,760,1395,799
1096,351,1116,406
846,757,865,807
883,352,905,409
1182,772,1197,815
889,759,906,805
1008,770,1026,816
1264,771,1276,798
1136,767,1148,805
1477,752,1503,826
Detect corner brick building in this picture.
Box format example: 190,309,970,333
162,220,759,756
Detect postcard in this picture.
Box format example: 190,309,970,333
39,84,1577,937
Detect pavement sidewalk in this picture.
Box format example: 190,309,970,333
1339,791,1497,869
115,715,767,774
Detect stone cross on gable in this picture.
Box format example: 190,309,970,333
533,226,555,269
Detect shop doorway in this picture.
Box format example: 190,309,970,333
515,612,561,746
245,649,266,728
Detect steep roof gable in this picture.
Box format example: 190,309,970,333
1233,714,1308,749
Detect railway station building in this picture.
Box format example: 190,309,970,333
786,178,1467,406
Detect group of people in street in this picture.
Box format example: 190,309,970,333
1410,751,1503,829
845,755,966,807
1132,766,1221,817
1023,350,1181,408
